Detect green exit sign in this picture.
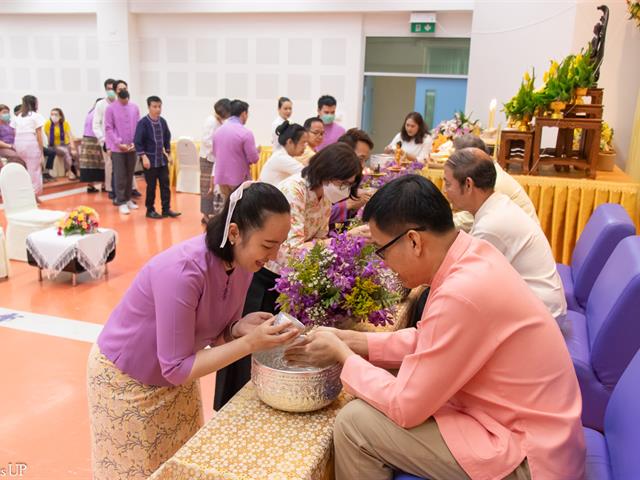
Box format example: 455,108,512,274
411,22,436,33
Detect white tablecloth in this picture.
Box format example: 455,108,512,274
26,227,117,279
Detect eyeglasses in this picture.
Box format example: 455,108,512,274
374,226,427,259
309,130,324,136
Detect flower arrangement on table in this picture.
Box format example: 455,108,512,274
57,206,100,236
628,1,640,28
275,232,404,329
362,160,425,190
503,69,541,131
430,112,481,163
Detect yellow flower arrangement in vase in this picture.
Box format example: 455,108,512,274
57,206,100,236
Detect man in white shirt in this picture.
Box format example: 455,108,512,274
451,135,538,232
444,147,567,330
199,98,230,223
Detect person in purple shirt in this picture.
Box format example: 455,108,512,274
213,99,260,200
105,80,141,214
88,182,299,479
316,95,346,151
0,104,26,170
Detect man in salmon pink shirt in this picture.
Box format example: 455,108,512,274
285,175,585,480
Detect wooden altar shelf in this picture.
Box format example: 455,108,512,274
531,116,602,179
497,130,534,174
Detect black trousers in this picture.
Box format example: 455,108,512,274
214,267,280,410
143,165,170,213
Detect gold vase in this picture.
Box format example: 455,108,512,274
518,114,532,132
573,87,588,105
550,101,567,119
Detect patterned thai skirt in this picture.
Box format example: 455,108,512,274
87,344,204,479
79,136,105,182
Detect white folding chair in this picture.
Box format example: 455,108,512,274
0,163,65,261
176,137,200,194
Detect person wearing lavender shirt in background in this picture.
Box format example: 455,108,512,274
88,183,299,480
105,82,140,215
316,95,345,151
79,98,104,193
212,99,260,200
0,104,26,170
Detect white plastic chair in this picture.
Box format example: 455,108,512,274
0,163,65,261
176,137,200,194
0,227,9,278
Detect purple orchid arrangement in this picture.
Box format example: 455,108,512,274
362,160,425,190
275,232,403,328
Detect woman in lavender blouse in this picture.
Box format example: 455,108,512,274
87,182,299,480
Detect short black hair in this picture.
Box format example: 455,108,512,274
317,95,337,110
205,183,291,263
104,78,116,89
230,100,249,117
13,105,21,115
453,134,489,154
146,95,162,106
115,79,128,89
338,128,374,150
276,121,306,147
303,117,323,130
401,112,427,144
301,143,362,198
363,175,454,236
446,148,497,190
214,98,231,119
278,97,291,109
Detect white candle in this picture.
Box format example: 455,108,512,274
488,98,497,130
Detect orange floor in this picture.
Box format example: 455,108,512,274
0,185,217,479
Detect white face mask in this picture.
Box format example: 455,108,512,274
323,182,351,204
50,115,60,123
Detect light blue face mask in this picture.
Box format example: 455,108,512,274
321,114,335,125
106,90,116,100
0,113,10,122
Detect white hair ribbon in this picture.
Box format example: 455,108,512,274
220,181,255,248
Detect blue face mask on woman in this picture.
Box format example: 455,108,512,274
0,113,10,122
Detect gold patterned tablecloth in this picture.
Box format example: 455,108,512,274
149,383,353,480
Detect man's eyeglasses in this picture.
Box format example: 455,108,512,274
309,130,324,136
375,226,427,259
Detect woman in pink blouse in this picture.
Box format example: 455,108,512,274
287,175,585,479
87,182,301,480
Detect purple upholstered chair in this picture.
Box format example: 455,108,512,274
584,349,640,479
565,235,640,431
557,203,635,313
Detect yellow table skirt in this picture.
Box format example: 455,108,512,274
424,167,640,264
172,142,639,264
149,383,353,480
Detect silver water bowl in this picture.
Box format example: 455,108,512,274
251,347,343,413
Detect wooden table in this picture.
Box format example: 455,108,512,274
531,116,602,179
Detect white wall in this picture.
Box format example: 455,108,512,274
0,14,100,136
134,12,364,144
466,1,577,129
572,1,640,165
